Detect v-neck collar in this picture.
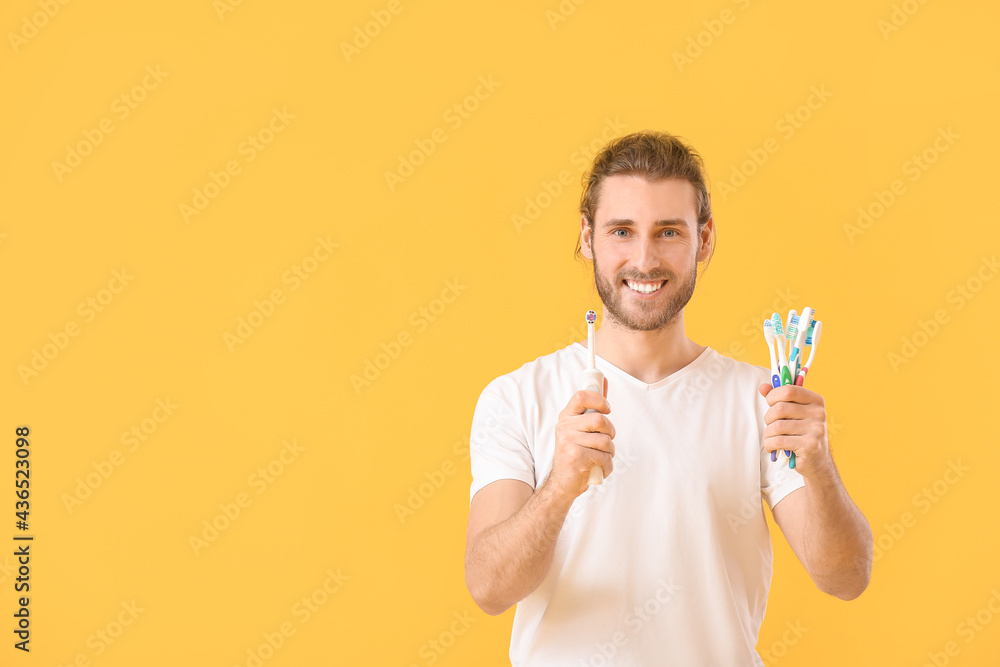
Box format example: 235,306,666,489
572,342,714,391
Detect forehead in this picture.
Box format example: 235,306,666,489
595,175,698,226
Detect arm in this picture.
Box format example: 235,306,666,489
465,380,614,615
465,476,576,615
760,383,873,600
771,469,873,600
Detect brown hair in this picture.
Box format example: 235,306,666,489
574,130,715,270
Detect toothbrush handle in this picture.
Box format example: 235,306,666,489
790,368,807,464
579,369,606,486
585,453,604,485
769,374,781,461
780,365,793,458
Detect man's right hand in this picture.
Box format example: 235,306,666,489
547,377,615,499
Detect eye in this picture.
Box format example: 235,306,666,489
610,228,679,238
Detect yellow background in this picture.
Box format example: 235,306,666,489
2,0,999,665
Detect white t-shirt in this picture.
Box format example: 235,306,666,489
468,341,806,666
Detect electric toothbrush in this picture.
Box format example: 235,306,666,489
579,310,606,486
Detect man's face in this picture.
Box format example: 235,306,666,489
581,175,711,332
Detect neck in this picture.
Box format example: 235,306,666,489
594,311,705,385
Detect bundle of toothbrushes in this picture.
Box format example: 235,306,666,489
762,307,821,469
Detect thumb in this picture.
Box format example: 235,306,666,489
758,382,772,398
603,376,608,399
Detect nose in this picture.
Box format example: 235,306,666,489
632,236,661,276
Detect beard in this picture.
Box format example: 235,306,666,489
592,251,698,332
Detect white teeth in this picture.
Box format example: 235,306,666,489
625,280,664,294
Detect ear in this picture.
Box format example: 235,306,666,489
580,215,594,260
697,216,714,263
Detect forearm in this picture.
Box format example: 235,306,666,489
802,465,873,600
466,477,575,615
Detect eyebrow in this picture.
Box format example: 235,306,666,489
601,218,689,229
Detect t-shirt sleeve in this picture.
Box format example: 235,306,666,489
468,375,536,507
755,368,806,510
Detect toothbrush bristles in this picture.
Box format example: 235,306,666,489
806,318,817,345
787,314,799,339
771,313,783,336
785,310,797,357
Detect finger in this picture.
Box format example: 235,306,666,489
758,382,772,398
564,389,611,417
576,431,615,456
763,419,809,438
765,400,825,424
576,412,616,439
764,384,820,407
763,434,798,455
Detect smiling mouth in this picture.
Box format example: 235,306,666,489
623,279,666,295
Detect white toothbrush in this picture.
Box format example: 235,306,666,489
579,310,606,486
763,319,781,462
788,306,813,378
795,309,816,377
784,309,798,369
763,320,780,389
795,320,822,386
775,311,796,459
771,313,792,386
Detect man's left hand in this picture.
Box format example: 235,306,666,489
758,383,834,481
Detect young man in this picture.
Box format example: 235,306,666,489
464,131,872,665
